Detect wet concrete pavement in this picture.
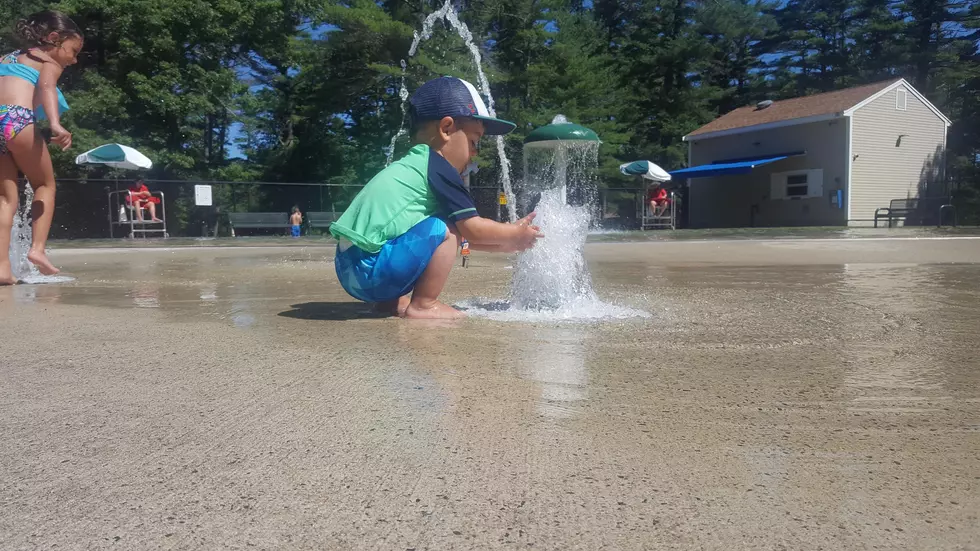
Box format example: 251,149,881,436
1,238,979,550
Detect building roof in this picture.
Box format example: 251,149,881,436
685,79,903,140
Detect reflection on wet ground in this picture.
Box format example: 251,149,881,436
45,224,980,249
1,239,979,549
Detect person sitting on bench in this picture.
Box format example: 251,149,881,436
648,184,669,217
126,179,161,222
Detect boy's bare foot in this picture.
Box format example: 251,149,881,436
373,296,411,317
151,218,163,222
404,300,465,320
396,295,411,316
27,250,60,276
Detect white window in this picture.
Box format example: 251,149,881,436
896,89,907,111
771,169,824,200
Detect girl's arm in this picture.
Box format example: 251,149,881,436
34,58,71,149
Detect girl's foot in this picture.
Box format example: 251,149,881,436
0,267,16,286
404,300,465,320
151,218,162,222
27,249,59,276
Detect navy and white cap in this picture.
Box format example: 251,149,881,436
409,76,516,136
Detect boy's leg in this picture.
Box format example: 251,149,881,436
372,294,411,317
404,228,464,319
0,155,18,285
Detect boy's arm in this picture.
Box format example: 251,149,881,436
426,150,541,250
455,213,541,252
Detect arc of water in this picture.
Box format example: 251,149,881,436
385,0,517,221
384,59,411,167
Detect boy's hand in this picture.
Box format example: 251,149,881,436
516,212,537,228
514,212,543,251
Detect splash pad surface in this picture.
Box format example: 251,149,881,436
3,240,980,548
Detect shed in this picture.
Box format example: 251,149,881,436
676,79,951,227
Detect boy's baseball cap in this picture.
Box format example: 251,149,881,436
409,76,517,136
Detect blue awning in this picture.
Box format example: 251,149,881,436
669,151,804,179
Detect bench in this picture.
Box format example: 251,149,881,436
874,197,956,228
307,211,342,229
228,212,290,236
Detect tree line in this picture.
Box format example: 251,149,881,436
2,0,978,235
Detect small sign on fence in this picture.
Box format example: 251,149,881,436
498,192,508,205
194,185,213,206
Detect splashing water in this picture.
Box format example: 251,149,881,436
458,194,648,322
521,114,601,225
512,189,593,309
8,186,37,281
458,114,647,321
386,0,518,221
7,184,73,284
383,60,411,167
459,188,649,321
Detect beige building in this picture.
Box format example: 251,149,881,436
676,79,950,227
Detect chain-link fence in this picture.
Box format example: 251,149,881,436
29,178,654,239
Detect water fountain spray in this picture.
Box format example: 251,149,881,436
386,0,518,221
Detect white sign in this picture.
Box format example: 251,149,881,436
194,185,213,206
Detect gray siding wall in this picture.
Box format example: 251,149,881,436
686,119,848,228
849,84,947,225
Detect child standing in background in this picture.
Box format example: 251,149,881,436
290,207,303,238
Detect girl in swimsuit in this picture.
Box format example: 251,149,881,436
0,11,82,284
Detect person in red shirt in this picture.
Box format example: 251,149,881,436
647,184,670,217
125,179,161,222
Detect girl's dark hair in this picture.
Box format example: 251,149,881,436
15,10,82,48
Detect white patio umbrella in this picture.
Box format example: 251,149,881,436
75,143,153,170
619,160,671,181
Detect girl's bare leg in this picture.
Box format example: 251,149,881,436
0,155,18,285
7,125,59,275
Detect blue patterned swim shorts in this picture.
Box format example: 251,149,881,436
334,217,449,303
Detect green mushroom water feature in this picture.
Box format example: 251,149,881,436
521,115,601,210
459,115,647,320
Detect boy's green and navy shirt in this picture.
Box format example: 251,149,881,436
329,144,478,253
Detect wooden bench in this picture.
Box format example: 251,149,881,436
307,211,343,230
228,212,290,236
874,197,956,228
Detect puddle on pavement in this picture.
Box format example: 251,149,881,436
5,247,978,417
